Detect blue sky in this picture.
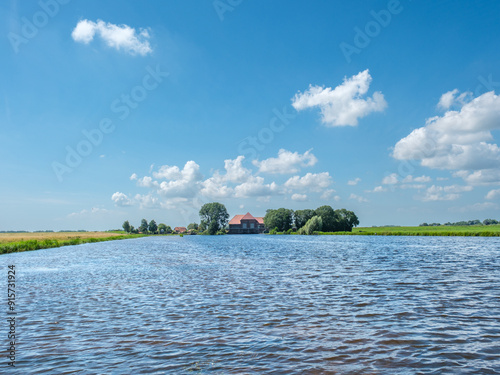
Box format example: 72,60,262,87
1,0,500,230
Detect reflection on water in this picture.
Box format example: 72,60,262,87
3,235,500,374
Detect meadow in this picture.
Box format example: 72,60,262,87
324,224,500,236
0,232,144,254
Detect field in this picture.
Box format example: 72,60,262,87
0,232,143,254
330,225,500,236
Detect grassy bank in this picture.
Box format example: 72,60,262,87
318,224,500,237
0,232,146,254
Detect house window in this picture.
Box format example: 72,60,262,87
250,222,255,229
242,223,247,229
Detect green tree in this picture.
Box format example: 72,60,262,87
294,209,315,229
122,220,131,233
335,209,359,232
139,219,149,234
158,223,167,234
148,220,158,234
187,223,199,231
199,202,229,235
298,215,323,235
264,208,294,232
314,205,337,232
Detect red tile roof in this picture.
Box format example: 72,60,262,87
241,212,255,220
229,215,244,225
174,227,187,233
229,213,264,225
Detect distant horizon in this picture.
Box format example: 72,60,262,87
2,1,500,231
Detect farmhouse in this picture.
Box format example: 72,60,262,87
228,212,265,234
174,226,187,234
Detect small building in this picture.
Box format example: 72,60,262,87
228,212,265,234
174,226,187,234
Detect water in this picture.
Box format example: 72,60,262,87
2,235,500,374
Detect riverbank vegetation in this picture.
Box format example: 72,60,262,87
0,232,145,254
265,205,359,234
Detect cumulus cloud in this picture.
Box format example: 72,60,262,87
437,89,472,110
234,176,280,198
393,91,500,184
111,192,133,206
291,70,387,126
284,172,332,192
486,189,500,200
402,175,431,183
419,184,473,202
72,19,152,56
320,189,337,200
349,194,368,203
348,177,361,186
253,149,317,174
382,173,399,185
291,193,308,201
368,186,388,193
115,154,335,209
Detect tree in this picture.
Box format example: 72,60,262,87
484,219,499,225
139,219,149,234
158,223,167,234
314,205,337,232
335,209,359,232
294,209,315,229
187,223,199,231
199,202,229,235
122,220,131,233
148,220,158,234
298,215,323,235
264,208,294,232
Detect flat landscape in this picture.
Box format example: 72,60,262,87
349,225,500,236
0,231,125,244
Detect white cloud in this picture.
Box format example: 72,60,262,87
68,207,109,218
400,184,427,190
382,173,399,185
437,89,471,110
320,189,337,200
419,184,473,202
111,192,133,206
368,185,387,193
291,70,387,126
200,173,234,199
156,161,203,198
486,189,500,200
134,194,161,209
72,19,152,56
284,172,332,192
234,176,280,198
393,91,500,184
130,173,138,180
224,155,252,183
347,177,361,186
291,193,308,201
349,193,368,203
402,175,431,183
253,149,317,174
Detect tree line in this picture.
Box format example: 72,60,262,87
121,203,359,235
122,219,173,234
420,219,499,227
264,205,359,234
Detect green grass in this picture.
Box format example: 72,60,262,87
0,234,146,255
316,224,500,237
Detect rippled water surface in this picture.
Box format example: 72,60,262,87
3,235,500,374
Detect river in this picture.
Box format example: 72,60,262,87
2,235,500,374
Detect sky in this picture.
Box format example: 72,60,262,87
1,0,500,231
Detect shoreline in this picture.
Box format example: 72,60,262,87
0,232,146,255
